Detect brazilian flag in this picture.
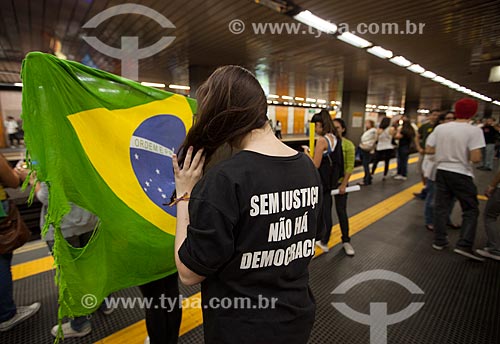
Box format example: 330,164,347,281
21,52,195,320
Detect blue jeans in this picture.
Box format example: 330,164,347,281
360,150,372,184
0,253,16,323
397,145,410,177
482,144,495,169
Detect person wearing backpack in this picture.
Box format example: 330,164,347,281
303,110,344,253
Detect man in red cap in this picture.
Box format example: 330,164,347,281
425,98,485,261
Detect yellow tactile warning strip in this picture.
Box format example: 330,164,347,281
96,182,423,344
314,182,422,257
12,255,54,281
94,294,203,344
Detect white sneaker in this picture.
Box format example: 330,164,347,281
315,241,329,253
144,336,150,344
389,171,397,177
476,249,500,261
393,175,407,180
453,248,485,262
0,302,41,332
101,303,115,315
51,321,91,338
343,243,355,256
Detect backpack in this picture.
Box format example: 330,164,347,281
318,134,344,191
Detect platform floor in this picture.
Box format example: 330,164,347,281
2,156,499,344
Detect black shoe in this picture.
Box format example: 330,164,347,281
413,192,426,200
453,247,485,262
477,166,487,170
447,223,461,230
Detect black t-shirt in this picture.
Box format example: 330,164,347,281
179,150,322,344
482,125,498,144
399,131,413,147
418,122,434,147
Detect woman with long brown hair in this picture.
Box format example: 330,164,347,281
393,117,416,180
172,66,322,344
303,110,343,253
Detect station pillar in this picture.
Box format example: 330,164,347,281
341,58,369,146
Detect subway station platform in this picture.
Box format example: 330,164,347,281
2,156,499,344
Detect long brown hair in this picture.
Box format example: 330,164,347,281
311,109,339,139
177,65,268,167
401,118,415,139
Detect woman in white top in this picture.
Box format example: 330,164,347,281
358,120,377,185
371,117,395,180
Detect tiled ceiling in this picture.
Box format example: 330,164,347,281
0,0,499,110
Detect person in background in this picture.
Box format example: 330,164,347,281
393,117,415,180
476,168,500,261
0,155,40,332
371,117,395,181
33,181,111,338
426,98,485,261
413,110,440,199
332,119,355,256
358,120,377,186
477,117,498,171
3,117,19,148
275,120,282,139
422,114,460,232
306,110,343,253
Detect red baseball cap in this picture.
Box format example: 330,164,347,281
454,98,478,119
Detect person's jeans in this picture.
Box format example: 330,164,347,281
425,180,456,226
360,150,372,184
397,145,410,177
139,273,182,344
434,170,479,248
318,191,333,245
484,188,500,255
334,192,350,243
0,253,16,323
483,144,495,169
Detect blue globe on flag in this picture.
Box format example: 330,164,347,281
130,114,186,217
